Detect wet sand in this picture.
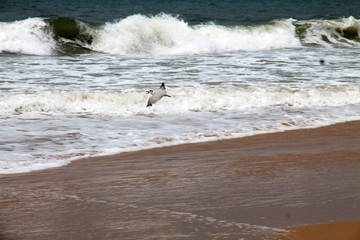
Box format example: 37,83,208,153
286,221,360,240
1,121,360,239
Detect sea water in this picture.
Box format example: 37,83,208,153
1,0,360,174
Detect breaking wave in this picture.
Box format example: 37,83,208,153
87,14,301,54
0,18,55,55
295,16,360,47
1,14,360,55
1,85,359,116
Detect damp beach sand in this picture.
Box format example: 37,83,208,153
1,121,360,239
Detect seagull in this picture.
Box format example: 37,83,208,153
146,83,171,107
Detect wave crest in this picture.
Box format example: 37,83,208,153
0,18,55,55
296,16,360,47
88,14,301,54
1,15,360,55
1,85,359,116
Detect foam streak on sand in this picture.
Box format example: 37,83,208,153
65,192,288,236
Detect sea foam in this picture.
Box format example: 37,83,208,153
2,15,360,56
296,16,360,47
89,14,301,55
1,85,359,116
0,18,55,55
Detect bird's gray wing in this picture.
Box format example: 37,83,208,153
146,93,161,107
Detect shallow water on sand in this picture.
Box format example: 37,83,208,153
1,45,360,173
1,11,360,173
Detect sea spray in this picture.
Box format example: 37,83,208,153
87,14,301,54
1,15,360,55
1,85,359,116
1,14,360,174
295,16,360,47
0,18,55,55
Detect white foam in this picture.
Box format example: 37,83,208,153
1,26,360,175
0,152,72,174
88,14,301,55
0,18,55,55
1,85,359,116
300,16,360,47
1,16,360,57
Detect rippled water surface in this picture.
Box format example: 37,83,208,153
1,1,360,173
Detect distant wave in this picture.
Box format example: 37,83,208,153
295,16,360,47
1,14,360,55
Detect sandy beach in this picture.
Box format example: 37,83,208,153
1,121,360,240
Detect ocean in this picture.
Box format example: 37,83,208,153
1,0,360,174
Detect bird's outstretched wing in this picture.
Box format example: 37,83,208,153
146,83,170,107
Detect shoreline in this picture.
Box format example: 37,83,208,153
1,120,360,239
2,120,358,176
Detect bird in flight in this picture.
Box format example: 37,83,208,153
146,83,171,107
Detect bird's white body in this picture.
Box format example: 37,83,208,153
146,83,171,107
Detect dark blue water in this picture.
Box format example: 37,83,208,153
2,0,360,25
